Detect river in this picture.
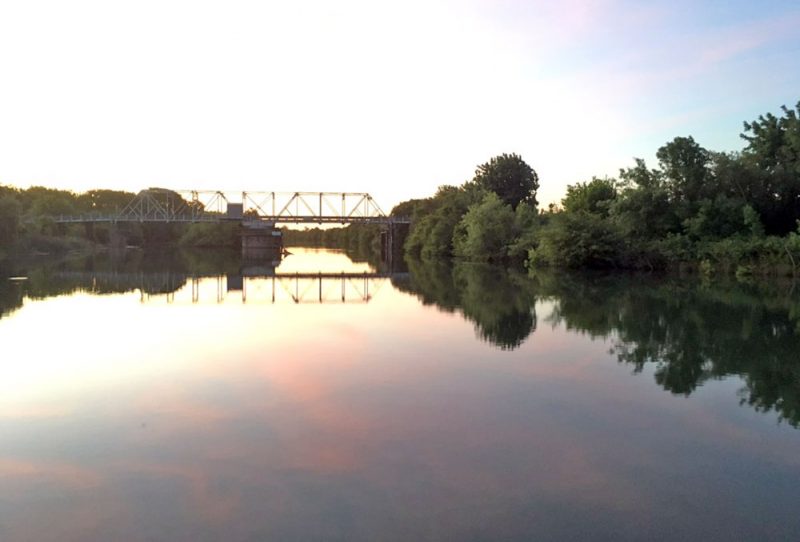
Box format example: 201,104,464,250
1,247,798,541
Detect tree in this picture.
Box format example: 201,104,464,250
77,189,135,214
0,196,21,247
740,102,800,234
561,177,617,217
682,196,751,240
453,192,515,262
391,198,430,218
741,102,800,172
529,211,624,269
404,184,486,259
619,158,662,189
507,202,540,261
656,136,712,203
610,183,678,240
473,153,539,209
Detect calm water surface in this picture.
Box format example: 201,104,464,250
1,248,799,541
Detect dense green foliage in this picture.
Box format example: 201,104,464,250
561,177,616,216
531,211,625,269
396,101,800,273
453,193,515,261
402,184,487,259
472,153,539,209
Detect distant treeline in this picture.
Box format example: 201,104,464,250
0,187,243,256
282,223,380,252
391,101,800,276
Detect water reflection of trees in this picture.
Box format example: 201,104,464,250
533,272,800,428
394,259,800,427
0,249,246,319
3,251,800,428
392,258,537,350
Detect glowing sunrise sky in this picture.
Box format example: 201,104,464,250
0,0,798,209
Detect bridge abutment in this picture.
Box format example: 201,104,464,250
241,222,283,260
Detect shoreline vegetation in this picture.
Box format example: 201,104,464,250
2,100,799,279
390,100,800,278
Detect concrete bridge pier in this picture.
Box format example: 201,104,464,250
241,221,283,260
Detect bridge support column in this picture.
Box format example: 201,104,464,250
381,221,408,269
108,223,127,249
83,222,96,243
381,226,393,267
241,222,283,261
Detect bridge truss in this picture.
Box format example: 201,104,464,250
53,189,407,225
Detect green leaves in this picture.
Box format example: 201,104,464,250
453,192,516,262
473,153,539,209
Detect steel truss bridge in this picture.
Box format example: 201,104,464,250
54,270,403,304
52,189,409,225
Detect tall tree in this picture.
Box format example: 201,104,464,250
740,102,800,234
473,153,539,209
655,136,712,203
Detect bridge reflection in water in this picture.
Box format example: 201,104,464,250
54,270,403,304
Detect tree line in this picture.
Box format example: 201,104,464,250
392,101,800,275
0,187,244,256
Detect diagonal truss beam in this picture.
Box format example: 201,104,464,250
51,189,407,224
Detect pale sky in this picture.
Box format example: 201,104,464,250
0,0,798,210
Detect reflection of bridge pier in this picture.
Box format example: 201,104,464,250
380,222,409,268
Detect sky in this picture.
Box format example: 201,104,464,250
0,0,798,210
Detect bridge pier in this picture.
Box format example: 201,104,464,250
108,223,128,249
241,222,283,260
381,221,408,268
83,222,96,243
